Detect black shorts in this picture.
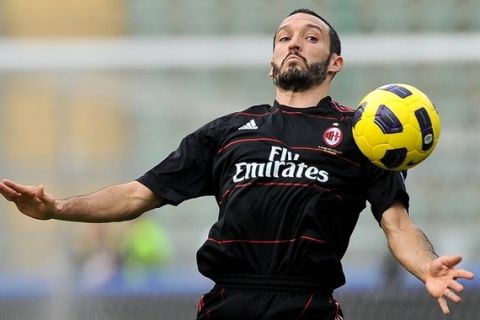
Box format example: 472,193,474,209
196,286,344,320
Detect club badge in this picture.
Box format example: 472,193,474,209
323,127,343,147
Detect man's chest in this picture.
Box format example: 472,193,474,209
214,114,364,189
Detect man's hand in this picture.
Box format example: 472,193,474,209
425,255,475,315
0,179,56,220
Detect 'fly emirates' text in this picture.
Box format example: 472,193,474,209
232,146,329,183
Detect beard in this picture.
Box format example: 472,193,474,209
272,54,331,92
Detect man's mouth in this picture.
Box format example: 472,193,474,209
282,54,306,66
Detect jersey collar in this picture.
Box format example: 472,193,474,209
271,96,334,114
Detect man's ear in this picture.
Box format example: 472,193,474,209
329,54,344,73
269,62,274,77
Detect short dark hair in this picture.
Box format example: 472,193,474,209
274,8,341,56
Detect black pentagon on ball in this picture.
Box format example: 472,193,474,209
380,84,412,98
414,107,434,151
381,148,408,169
374,105,403,134
352,102,366,127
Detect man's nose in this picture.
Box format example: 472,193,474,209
288,36,301,52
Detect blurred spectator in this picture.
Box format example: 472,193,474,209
120,217,172,286
76,225,122,290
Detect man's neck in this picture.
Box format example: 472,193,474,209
275,84,330,108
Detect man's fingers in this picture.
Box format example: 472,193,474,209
437,296,450,315
0,181,22,200
2,180,43,200
2,179,29,194
455,269,475,280
440,255,462,268
444,288,462,304
0,186,20,201
0,180,48,203
2,179,17,188
448,281,464,294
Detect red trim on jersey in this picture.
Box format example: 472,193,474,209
300,235,328,244
257,181,311,188
279,109,339,120
202,288,225,318
219,188,233,204
236,107,348,122
307,114,341,120
216,137,360,166
332,101,355,112
291,146,328,152
335,301,344,320
296,293,314,320
220,182,310,205
197,296,205,312
235,109,279,118
207,236,327,245
207,238,297,245
218,181,340,205
217,137,283,153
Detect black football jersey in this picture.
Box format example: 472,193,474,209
137,97,409,290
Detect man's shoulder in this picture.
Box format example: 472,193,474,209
331,100,356,114
199,103,272,133
234,103,272,117
212,103,272,124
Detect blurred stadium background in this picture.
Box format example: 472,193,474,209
0,0,479,319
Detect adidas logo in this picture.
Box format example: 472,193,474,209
238,119,258,130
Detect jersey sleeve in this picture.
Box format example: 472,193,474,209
366,164,410,222
136,119,222,206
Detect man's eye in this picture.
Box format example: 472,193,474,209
278,37,290,42
306,36,318,42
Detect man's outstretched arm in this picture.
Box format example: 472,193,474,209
0,179,163,223
380,201,475,315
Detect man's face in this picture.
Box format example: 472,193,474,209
271,13,334,92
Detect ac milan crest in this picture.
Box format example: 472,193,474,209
323,127,343,147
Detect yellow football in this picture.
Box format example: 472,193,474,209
352,83,441,170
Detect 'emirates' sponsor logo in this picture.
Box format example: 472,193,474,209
232,146,329,183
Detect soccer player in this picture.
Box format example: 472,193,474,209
0,8,474,320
